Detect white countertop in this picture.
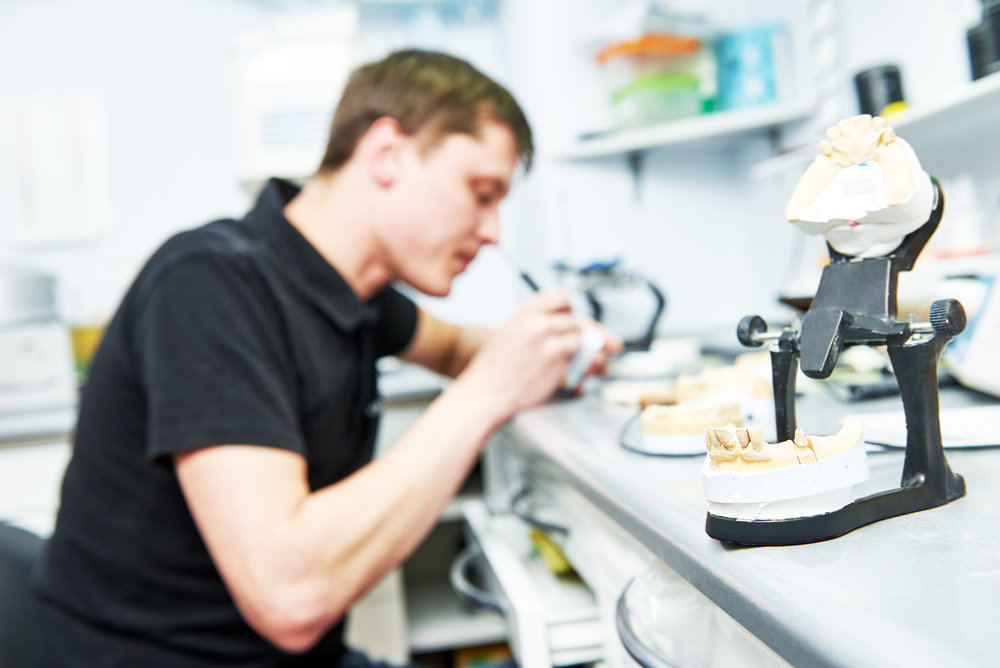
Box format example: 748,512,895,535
504,387,1000,668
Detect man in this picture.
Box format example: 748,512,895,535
35,50,620,666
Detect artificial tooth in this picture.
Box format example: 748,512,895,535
826,125,842,140
718,424,740,452
819,139,834,156
705,427,740,471
791,427,817,463
707,422,864,473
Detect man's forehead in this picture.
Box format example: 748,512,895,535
421,120,517,170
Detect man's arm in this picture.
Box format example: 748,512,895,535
398,307,488,378
174,291,582,654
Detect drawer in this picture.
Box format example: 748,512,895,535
458,500,602,668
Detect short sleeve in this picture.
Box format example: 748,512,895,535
133,254,306,461
371,286,418,358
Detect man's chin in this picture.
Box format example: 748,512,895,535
406,276,453,298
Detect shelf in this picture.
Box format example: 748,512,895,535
891,70,1000,136
750,72,1000,179
553,102,812,160
406,581,506,653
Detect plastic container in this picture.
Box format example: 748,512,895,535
716,24,792,111
596,33,702,86
611,74,701,128
596,32,706,128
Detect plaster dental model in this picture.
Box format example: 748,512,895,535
641,402,742,435
785,114,934,258
705,420,862,472
601,379,674,408
674,364,772,403
701,420,870,520
639,402,743,456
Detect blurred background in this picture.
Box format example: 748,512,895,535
1,0,996,339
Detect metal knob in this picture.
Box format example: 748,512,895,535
737,315,768,347
929,299,966,338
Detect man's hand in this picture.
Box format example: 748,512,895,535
581,321,624,379
452,290,585,419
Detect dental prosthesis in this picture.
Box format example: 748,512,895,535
785,114,934,258
674,364,772,403
639,402,743,455
642,402,742,435
701,421,870,520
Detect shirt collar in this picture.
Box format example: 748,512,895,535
242,178,380,331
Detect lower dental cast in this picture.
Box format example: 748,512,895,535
705,421,863,473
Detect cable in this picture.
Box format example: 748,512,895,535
510,487,568,535
618,409,643,451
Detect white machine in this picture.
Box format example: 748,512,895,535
941,256,1000,398
0,267,77,440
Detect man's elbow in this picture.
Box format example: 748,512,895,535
241,581,349,654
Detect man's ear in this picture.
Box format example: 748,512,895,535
361,117,408,188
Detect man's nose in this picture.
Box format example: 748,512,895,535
477,206,501,245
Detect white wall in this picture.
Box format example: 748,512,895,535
0,0,524,328
2,0,996,337
0,0,273,322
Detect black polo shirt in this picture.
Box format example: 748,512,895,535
35,179,418,667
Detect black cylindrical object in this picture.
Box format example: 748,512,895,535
968,23,993,80
854,65,905,117
984,2,1000,76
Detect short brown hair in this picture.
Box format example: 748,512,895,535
318,50,533,173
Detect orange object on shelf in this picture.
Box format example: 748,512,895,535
596,33,701,63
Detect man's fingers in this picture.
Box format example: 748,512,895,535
527,289,572,314
544,314,580,335
550,329,582,359
602,331,624,356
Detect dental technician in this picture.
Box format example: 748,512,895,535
34,50,621,667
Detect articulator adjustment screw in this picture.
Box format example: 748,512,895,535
929,299,967,338
737,315,768,347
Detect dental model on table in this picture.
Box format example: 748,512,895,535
702,421,870,521
702,114,967,544
705,421,862,473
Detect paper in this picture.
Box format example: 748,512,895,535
847,405,1000,448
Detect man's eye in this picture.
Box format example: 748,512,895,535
476,193,493,205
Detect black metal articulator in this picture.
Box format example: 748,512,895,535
707,178,968,546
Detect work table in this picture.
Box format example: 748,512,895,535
503,387,1000,668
